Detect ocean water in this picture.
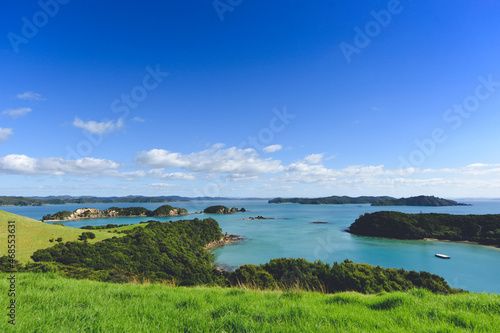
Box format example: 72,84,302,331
3,199,500,293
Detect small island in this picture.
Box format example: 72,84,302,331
42,205,188,221
347,211,500,247
203,205,246,214
242,216,275,221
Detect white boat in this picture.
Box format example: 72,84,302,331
435,254,451,259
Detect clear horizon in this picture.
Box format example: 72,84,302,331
1,1,500,198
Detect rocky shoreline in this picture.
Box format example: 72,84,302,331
204,233,244,250
43,206,188,222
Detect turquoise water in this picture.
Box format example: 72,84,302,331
3,199,500,293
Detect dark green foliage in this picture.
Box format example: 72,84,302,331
151,205,188,216
78,232,96,241
104,207,150,216
0,196,44,206
372,195,468,207
81,224,131,230
227,258,461,294
43,211,72,221
269,195,466,206
349,211,500,246
0,256,23,272
30,218,224,286
269,196,394,205
204,205,231,214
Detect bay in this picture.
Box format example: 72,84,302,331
2,199,500,293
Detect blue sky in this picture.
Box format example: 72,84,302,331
1,0,500,198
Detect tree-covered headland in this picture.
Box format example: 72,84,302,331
349,211,500,246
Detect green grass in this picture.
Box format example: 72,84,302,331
0,211,120,263
1,273,499,332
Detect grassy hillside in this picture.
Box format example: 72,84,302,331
1,273,499,332
0,210,118,263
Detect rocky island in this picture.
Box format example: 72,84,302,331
42,205,188,221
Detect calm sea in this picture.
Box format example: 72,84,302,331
3,199,500,293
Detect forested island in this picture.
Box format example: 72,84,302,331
203,205,246,214
268,195,393,205
42,205,188,221
348,211,500,247
269,195,467,206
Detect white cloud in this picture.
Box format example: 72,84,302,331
0,128,13,142
2,107,32,118
0,155,119,176
303,153,324,164
132,116,145,123
263,144,282,153
73,117,124,134
16,91,45,101
136,146,284,175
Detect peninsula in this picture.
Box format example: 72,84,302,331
347,211,500,247
42,205,188,221
269,195,468,206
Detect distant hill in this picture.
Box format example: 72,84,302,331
0,195,189,206
268,196,394,205
0,195,268,206
269,195,468,206
371,195,469,207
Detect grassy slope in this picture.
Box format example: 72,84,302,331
0,273,499,332
0,210,119,263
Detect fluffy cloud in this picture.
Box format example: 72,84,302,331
2,107,32,118
73,117,124,134
303,153,324,164
16,91,45,101
0,155,119,176
0,128,13,142
136,145,284,175
263,144,282,153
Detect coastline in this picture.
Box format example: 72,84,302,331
421,238,500,250
43,213,189,222
346,230,499,250
204,233,244,250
